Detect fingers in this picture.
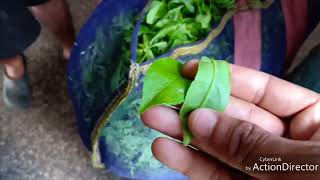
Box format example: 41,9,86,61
182,60,320,118
152,138,247,180
141,95,285,138
310,128,320,141
141,106,182,139
230,65,319,118
182,59,198,80
226,96,285,136
188,109,320,179
291,100,320,140
310,129,320,141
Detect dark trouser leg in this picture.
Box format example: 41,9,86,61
31,0,75,59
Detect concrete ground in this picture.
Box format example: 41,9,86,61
0,1,121,180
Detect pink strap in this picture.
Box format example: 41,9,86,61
234,0,262,70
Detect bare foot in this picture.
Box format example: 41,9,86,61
31,0,75,60
2,55,25,80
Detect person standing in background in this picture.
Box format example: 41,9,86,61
0,0,75,109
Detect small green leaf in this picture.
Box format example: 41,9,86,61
139,58,192,113
196,12,212,29
146,1,167,25
150,24,178,44
152,41,168,51
214,0,236,9
139,25,154,36
180,57,231,145
168,0,195,13
156,5,183,24
184,0,195,13
155,18,170,28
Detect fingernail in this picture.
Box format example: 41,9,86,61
189,109,217,139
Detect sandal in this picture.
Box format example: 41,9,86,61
3,54,32,109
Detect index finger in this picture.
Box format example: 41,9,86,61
182,60,320,118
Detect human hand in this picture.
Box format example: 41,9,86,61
141,60,320,180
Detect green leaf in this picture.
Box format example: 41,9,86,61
196,12,212,29
155,18,170,28
180,57,231,145
168,0,195,13
163,5,184,21
146,1,167,25
183,0,195,13
139,58,192,113
150,24,178,44
213,0,236,9
151,41,168,51
139,25,154,36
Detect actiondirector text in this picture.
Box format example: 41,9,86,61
246,157,320,172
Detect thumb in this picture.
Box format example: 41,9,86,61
188,109,320,179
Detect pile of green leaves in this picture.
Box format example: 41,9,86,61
137,0,235,63
139,57,231,145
